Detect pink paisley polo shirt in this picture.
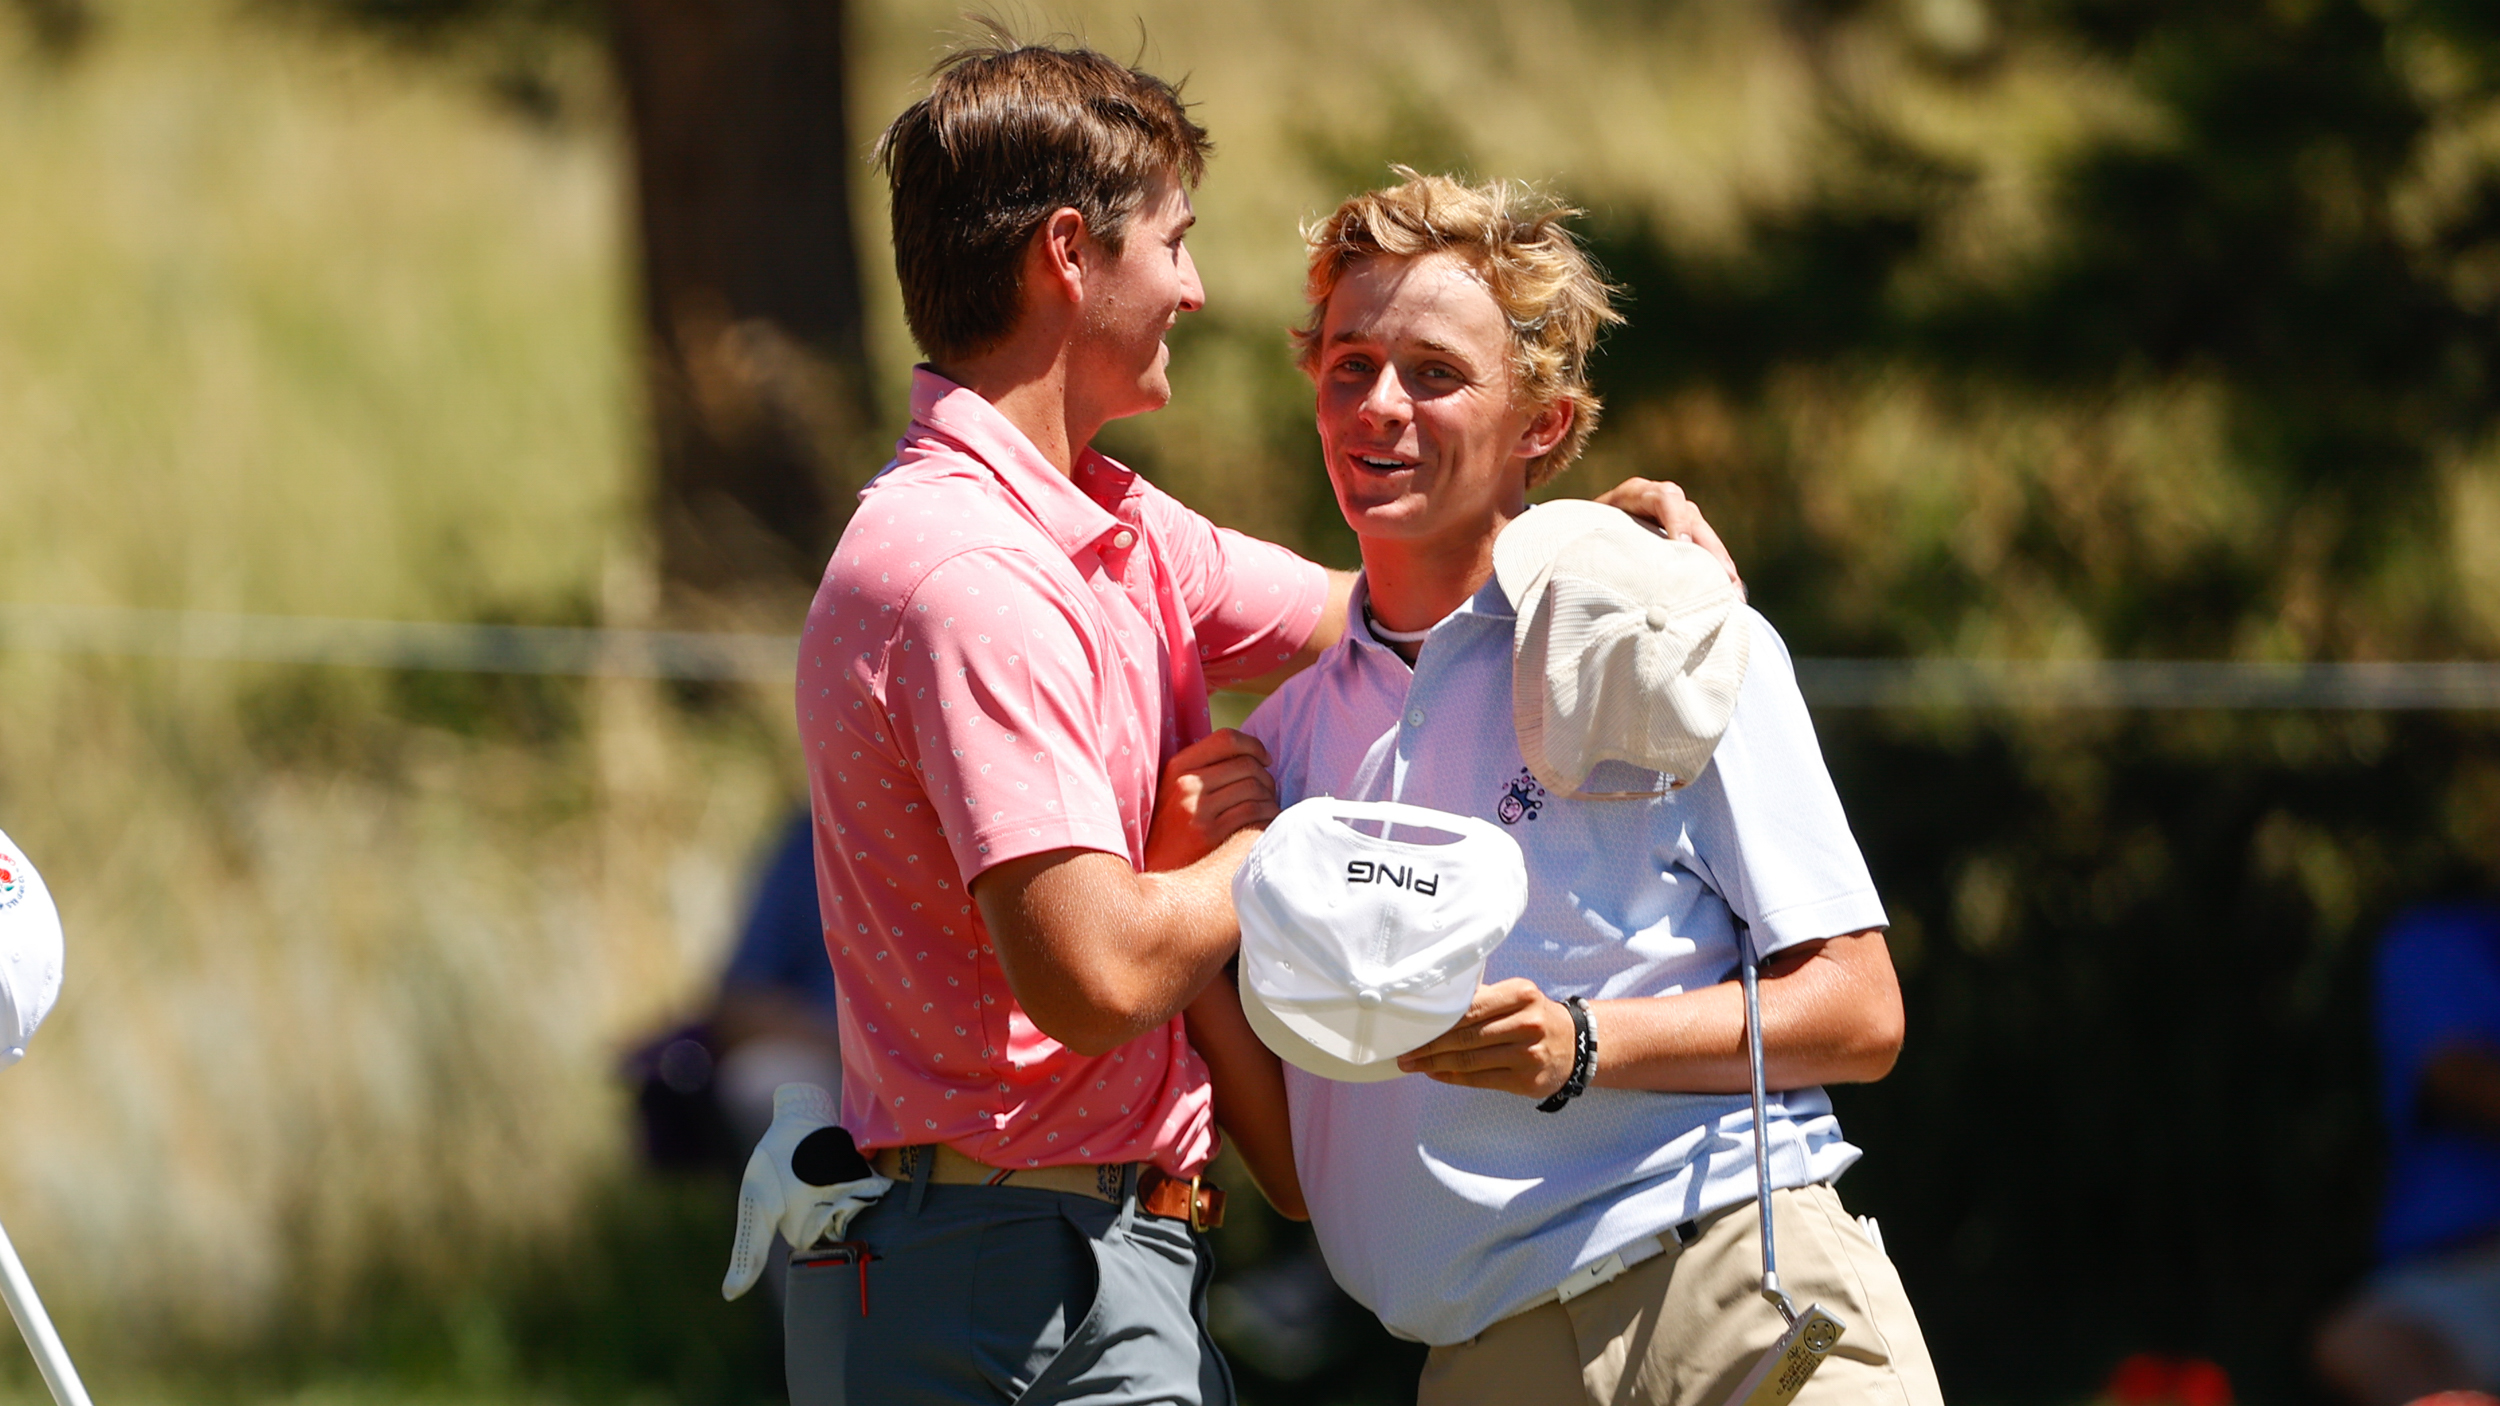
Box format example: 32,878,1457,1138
799,368,1330,1175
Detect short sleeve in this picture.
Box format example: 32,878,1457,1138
881,548,1135,881
1681,611,1888,955
1135,484,1331,685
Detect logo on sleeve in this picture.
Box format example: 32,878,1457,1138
1496,767,1547,826
1345,860,1440,896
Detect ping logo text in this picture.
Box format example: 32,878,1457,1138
1346,860,1439,896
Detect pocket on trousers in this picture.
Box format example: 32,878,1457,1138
784,1255,860,1406
1787,1185,1901,1369
970,1203,1102,1403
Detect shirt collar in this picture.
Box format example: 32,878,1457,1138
1342,571,1515,659
907,366,1137,561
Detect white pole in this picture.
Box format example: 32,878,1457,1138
0,1212,93,1406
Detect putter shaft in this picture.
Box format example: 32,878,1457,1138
1720,927,1845,1406
1739,932,1796,1325
0,1213,94,1406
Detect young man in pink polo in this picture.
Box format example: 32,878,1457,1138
738,39,1734,1406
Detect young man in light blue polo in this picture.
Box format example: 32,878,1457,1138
1237,173,1946,1406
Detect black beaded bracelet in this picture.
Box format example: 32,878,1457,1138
1536,996,1597,1113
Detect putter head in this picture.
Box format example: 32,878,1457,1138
1720,1302,1847,1406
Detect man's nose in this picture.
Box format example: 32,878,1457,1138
1357,365,1410,427
1177,245,1206,313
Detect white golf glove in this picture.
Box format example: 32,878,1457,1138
721,1082,892,1301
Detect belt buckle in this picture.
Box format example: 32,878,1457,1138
1554,1250,1628,1305
1186,1174,1224,1232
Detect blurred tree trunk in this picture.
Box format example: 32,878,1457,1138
7,0,93,57
608,0,875,601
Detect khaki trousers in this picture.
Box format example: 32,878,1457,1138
1417,1184,1943,1406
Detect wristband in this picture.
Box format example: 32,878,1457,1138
1536,996,1597,1113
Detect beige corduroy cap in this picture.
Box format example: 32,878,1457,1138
1493,501,1752,797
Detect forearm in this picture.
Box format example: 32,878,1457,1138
1185,973,1308,1220
1395,930,1904,1100
1589,932,1903,1093
979,829,1261,1056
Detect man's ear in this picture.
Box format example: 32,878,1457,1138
1031,207,1092,308
1516,398,1575,463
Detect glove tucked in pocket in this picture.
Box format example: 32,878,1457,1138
722,1083,893,1301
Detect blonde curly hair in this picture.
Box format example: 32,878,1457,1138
1293,170,1623,486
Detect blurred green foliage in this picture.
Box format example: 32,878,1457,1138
1534,3,2500,1400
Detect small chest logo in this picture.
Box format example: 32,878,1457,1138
1497,767,1548,825
1346,860,1440,896
0,853,22,910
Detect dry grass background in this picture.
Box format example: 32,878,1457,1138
0,1,789,1382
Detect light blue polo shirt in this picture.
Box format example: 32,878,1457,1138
1240,570,1887,1346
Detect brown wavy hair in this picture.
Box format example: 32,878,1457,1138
876,39,1211,365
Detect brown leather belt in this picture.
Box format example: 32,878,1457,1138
872,1143,1225,1230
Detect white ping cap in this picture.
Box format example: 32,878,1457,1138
0,829,63,1071
1494,500,1751,797
1234,798,1528,1083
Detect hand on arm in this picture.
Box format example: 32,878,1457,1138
1139,730,1307,1215
1394,929,1903,1099
970,731,1280,1058
1141,730,1282,872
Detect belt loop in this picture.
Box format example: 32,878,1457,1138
905,1144,932,1217
1109,1162,1139,1236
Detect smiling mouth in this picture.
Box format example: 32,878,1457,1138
1350,453,1412,473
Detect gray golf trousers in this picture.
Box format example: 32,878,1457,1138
784,1172,1235,1406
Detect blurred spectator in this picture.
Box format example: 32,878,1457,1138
627,808,841,1173
2315,900,2500,1406
706,808,843,1146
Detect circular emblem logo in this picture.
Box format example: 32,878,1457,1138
1801,1320,1842,1355
0,853,21,909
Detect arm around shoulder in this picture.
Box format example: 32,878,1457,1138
1228,569,1356,697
